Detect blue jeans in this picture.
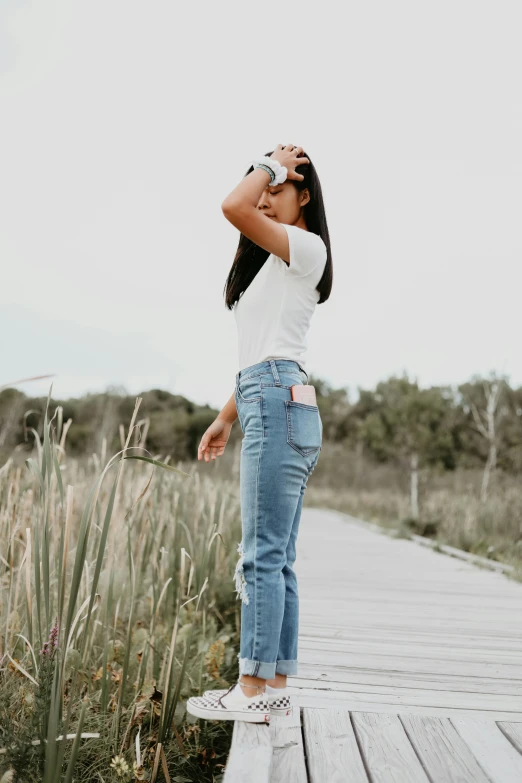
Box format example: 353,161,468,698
233,358,323,679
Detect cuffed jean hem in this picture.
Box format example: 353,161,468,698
239,657,298,679
274,659,298,675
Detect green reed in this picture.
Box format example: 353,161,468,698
0,387,241,781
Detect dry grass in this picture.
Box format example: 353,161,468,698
0,396,242,782
305,441,522,575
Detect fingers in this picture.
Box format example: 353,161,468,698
198,436,211,461
288,161,309,180
279,143,305,156
198,440,222,462
285,144,305,155
282,144,309,168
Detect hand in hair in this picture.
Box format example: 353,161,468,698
269,144,309,181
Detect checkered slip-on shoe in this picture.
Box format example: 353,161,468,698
265,684,292,716
196,684,292,717
186,681,270,723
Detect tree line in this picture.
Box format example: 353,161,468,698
0,372,520,506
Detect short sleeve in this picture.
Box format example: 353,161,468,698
281,224,327,278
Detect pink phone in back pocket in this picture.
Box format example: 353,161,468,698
290,384,317,406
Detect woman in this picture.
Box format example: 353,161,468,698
187,144,332,723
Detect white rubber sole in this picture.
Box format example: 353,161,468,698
186,698,271,723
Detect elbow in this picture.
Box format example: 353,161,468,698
221,199,239,217
221,199,250,218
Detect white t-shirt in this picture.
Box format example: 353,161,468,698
233,223,327,372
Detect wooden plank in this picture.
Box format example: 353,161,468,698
302,708,368,783
299,611,522,636
292,672,522,719
223,722,271,783
451,716,522,782
298,625,522,652
296,636,522,666
298,595,522,619
300,510,519,581
224,508,522,778
289,686,522,721
224,706,307,783
296,646,522,680
350,711,430,783
294,661,522,696
339,510,515,574
289,509,522,720
400,714,490,782
268,705,308,783
497,721,522,754
300,579,522,602
286,678,522,713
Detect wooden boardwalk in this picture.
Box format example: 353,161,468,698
223,508,522,782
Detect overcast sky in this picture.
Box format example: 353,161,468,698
1,1,521,412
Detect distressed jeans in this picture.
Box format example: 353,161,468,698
233,358,323,680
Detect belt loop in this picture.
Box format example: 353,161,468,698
269,359,281,385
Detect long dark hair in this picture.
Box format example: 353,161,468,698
224,149,333,310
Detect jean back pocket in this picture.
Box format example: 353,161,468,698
285,400,322,457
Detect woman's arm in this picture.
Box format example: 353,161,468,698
221,144,308,261
222,167,290,259
218,390,238,424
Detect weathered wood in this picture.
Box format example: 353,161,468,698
287,683,522,721
450,716,522,782
351,711,430,782
224,508,522,779
400,714,490,782
294,661,522,695
223,722,271,783
223,706,307,783
292,509,522,719
269,705,308,783
302,708,368,783
497,721,522,754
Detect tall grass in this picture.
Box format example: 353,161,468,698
0,389,242,781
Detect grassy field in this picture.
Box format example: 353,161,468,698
0,398,242,782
